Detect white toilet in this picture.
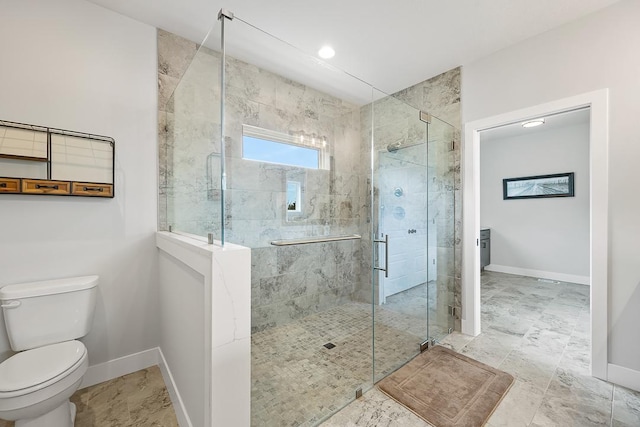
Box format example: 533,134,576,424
0,276,98,427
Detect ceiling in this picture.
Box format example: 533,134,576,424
480,108,590,142
86,0,621,102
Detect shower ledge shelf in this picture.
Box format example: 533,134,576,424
270,234,361,246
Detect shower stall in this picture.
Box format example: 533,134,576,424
161,10,457,427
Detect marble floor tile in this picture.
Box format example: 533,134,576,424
498,349,558,392
546,366,613,402
487,379,545,427
530,395,612,427
438,331,474,352
320,388,431,427
5,272,636,427
612,385,640,426
0,366,178,427
458,329,520,368
325,272,640,427
533,312,578,336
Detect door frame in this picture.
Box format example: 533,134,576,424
461,89,609,380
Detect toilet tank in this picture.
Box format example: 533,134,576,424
0,276,98,351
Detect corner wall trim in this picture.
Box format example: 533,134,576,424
158,347,192,427
80,347,159,389
608,363,640,392
484,264,590,285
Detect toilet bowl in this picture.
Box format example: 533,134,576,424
0,340,88,426
0,276,98,426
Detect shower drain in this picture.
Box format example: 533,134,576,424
323,342,336,349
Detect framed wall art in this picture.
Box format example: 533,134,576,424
503,172,574,200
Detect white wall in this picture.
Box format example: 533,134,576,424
463,0,640,371
0,0,159,367
159,251,205,427
480,123,590,281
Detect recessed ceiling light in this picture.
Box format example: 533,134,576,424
318,45,335,59
522,118,545,128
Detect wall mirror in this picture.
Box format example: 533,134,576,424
0,120,114,197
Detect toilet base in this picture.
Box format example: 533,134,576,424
16,400,75,427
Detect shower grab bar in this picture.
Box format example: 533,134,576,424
270,234,361,246
374,234,389,278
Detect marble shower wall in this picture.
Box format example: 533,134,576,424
222,55,364,333
156,28,363,333
356,68,461,331
393,70,462,333
157,28,462,332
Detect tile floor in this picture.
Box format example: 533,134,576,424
322,271,640,427
0,366,178,427
251,281,450,426
2,272,638,427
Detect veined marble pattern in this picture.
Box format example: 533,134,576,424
0,366,178,427
322,272,640,427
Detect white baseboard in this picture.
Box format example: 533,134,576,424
484,264,590,285
461,318,480,336
81,347,159,388
608,363,640,392
158,347,192,427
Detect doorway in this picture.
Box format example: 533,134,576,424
461,89,609,379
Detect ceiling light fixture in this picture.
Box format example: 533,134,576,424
318,45,335,59
522,118,545,128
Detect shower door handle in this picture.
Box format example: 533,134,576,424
374,234,389,278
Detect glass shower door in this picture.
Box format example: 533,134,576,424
372,98,431,382
372,105,456,382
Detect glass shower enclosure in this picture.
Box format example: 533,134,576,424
162,10,457,427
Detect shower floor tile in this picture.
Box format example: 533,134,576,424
251,292,446,427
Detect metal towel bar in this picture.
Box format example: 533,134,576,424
270,234,361,246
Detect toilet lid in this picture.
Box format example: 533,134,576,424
0,340,86,392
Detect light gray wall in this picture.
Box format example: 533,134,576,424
0,0,159,365
462,0,640,371
480,123,590,279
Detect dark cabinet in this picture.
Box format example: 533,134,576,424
480,228,490,270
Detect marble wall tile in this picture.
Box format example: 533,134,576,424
158,29,198,80
158,29,460,333
353,68,461,328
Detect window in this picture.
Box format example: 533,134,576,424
243,136,319,169
242,125,328,170
287,181,301,212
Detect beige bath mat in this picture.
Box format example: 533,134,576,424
377,345,514,427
